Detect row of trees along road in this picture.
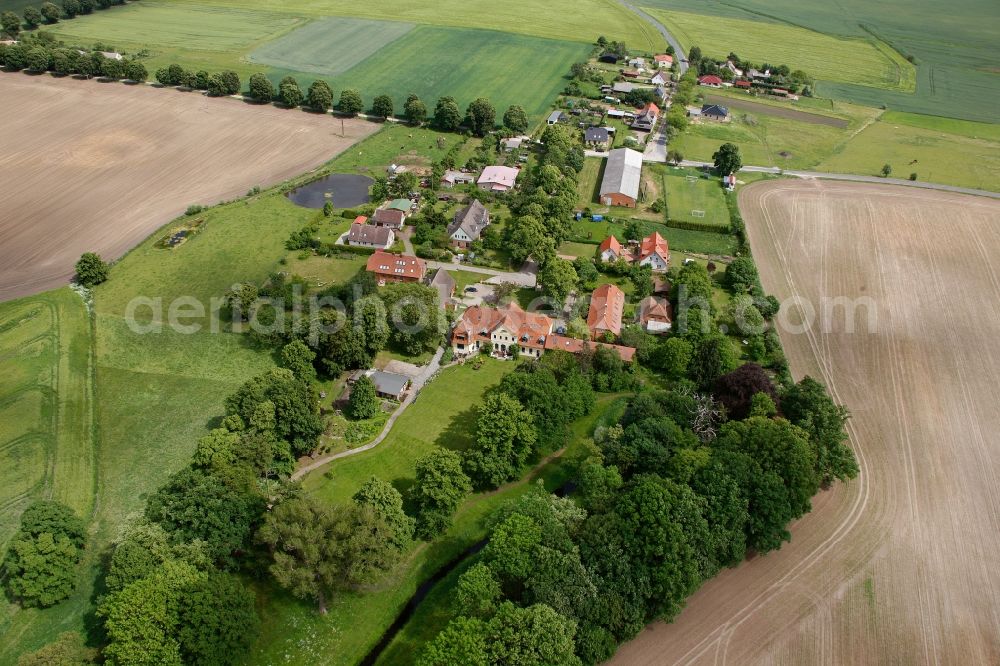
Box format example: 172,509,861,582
2,0,129,40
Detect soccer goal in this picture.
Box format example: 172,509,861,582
691,210,705,218
686,175,698,184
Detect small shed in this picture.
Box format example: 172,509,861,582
370,371,410,400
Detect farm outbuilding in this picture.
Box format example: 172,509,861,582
599,148,643,208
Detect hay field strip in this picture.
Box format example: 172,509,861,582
0,290,95,548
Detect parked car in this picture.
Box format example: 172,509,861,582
465,286,478,293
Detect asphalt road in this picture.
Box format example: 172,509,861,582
616,0,687,73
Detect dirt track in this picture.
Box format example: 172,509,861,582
0,74,378,302
613,180,1000,664
703,94,849,128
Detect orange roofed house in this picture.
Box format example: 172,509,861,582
588,284,626,340
365,251,426,285
451,302,552,358
598,232,670,272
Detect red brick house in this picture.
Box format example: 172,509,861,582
365,251,426,285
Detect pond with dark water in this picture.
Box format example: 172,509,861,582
287,173,373,209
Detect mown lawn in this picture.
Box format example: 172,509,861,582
576,157,604,207
325,124,467,175
569,218,736,256
304,359,511,504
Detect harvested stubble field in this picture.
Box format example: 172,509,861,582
612,179,1000,664
0,74,377,301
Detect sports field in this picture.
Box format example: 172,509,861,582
663,170,730,227
613,179,1000,664
646,8,914,91
642,0,1000,122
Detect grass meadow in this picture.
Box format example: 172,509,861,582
816,117,1000,191
646,7,915,91
642,0,1000,122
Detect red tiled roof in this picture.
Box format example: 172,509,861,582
366,251,426,280
698,75,723,86
639,232,669,261
734,80,752,88
451,303,552,350
654,54,673,63
639,296,673,325
599,235,623,255
641,102,660,116
544,335,636,362
588,283,626,337
354,215,368,225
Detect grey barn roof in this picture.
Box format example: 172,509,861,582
701,103,729,117
429,268,456,308
370,371,409,397
347,224,393,245
600,148,643,201
448,199,490,241
585,127,610,143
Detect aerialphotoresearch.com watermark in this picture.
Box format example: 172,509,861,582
122,283,879,344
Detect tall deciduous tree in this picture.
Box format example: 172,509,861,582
712,142,742,176
2,500,85,608
371,94,394,119
225,368,323,455
412,448,471,539
404,93,427,125
348,375,380,420
502,105,529,133
540,257,577,306
780,376,859,484
465,97,496,136
463,393,537,488
433,96,462,131
1,11,21,38
247,72,275,102
256,497,397,612
40,2,61,24
353,476,415,551
306,80,333,112
337,88,363,115
278,75,303,108
23,7,42,28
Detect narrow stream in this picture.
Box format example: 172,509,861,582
358,481,576,665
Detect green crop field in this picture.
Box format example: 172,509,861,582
270,24,591,121
248,17,416,77
646,8,915,91
168,0,659,48
661,169,731,227
642,0,1000,122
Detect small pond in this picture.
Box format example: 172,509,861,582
287,173,373,209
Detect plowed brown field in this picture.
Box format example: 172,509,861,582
0,75,378,301
613,180,1000,665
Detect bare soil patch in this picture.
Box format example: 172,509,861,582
704,94,849,128
0,75,378,301
613,179,1000,664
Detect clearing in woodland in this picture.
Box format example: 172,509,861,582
611,179,1000,664
0,74,377,301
